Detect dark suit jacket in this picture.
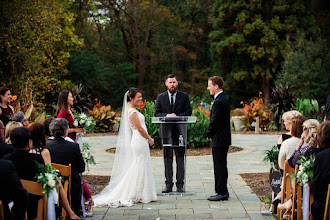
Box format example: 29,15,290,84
311,148,330,219
46,137,85,188
3,150,45,220
207,93,231,148
0,140,14,159
155,90,192,117
155,90,192,140
0,159,29,220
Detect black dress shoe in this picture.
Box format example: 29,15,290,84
162,186,173,193
207,193,229,201
177,187,185,193
271,197,281,205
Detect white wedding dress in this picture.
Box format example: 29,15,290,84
93,107,157,208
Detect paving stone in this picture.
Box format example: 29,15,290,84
176,213,213,219
139,214,176,220
159,208,193,215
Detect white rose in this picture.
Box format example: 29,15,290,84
86,121,91,127
81,113,87,119
80,119,85,125
73,120,78,127
48,179,56,187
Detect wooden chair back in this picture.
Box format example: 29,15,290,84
278,161,295,219
0,200,4,220
324,184,330,220
20,180,47,220
51,163,71,218
291,165,303,220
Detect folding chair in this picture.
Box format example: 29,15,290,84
324,184,330,220
0,200,4,220
20,180,47,220
278,161,295,219
51,163,71,218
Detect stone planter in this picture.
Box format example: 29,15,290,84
232,116,245,131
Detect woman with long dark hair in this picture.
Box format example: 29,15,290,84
56,90,83,141
0,87,14,126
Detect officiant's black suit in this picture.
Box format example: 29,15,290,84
207,93,231,196
155,90,192,189
46,137,85,216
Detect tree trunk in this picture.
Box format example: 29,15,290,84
262,77,270,103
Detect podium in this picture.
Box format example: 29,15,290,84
152,116,197,194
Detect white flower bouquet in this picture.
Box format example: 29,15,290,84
34,162,62,196
74,112,95,133
82,142,96,171
296,154,315,187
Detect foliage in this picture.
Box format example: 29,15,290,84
73,112,95,133
269,84,296,130
240,93,271,131
0,0,83,111
210,0,317,100
295,98,322,120
82,142,96,171
296,154,315,186
88,100,117,133
138,100,160,148
276,39,330,106
71,84,93,114
263,145,280,172
34,162,61,197
187,102,211,148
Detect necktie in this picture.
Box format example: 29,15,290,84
170,95,174,112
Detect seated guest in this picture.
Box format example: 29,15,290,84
0,159,29,219
278,115,307,170
11,111,28,127
277,110,302,150
28,122,81,219
5,121,22,144
3,127,44,219
311,121,330,220
47,118,85,216
0,120,13,158
278,119,320,211
288,119,320,168
27,122,51,165
0,87,14,126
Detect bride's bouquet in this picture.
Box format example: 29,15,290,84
74,112,95,133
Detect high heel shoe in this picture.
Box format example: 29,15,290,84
272,197,281,205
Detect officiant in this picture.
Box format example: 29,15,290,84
155,74,192,193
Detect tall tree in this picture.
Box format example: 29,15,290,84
210,0,317,102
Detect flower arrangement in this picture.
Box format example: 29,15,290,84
296,155,315,187
240,92,271,131
88,100,117,132
263,145,280,173
74,112,95,133
82,142,96,171
34,162,61,196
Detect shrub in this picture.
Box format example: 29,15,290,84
88,100,117,132
295,98,322,120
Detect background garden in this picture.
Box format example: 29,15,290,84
1,0,329,148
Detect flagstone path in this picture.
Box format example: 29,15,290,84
82,134,278,220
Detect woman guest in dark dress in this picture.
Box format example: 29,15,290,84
311,121,330,220
0,87,14,126
56,91,83,141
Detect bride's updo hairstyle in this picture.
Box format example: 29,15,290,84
127,88,141,102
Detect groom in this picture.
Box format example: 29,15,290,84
206,76,231,201
155,74,192,193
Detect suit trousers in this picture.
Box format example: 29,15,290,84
163,146,185,188
212,146,229,195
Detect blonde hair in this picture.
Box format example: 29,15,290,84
5,121,23,144
282,110,302,123
303,119,319,146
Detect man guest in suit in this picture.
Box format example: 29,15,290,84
206,76,231,201
47,118,85,216
155,74,192,193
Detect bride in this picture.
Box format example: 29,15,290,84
93,88,157,207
